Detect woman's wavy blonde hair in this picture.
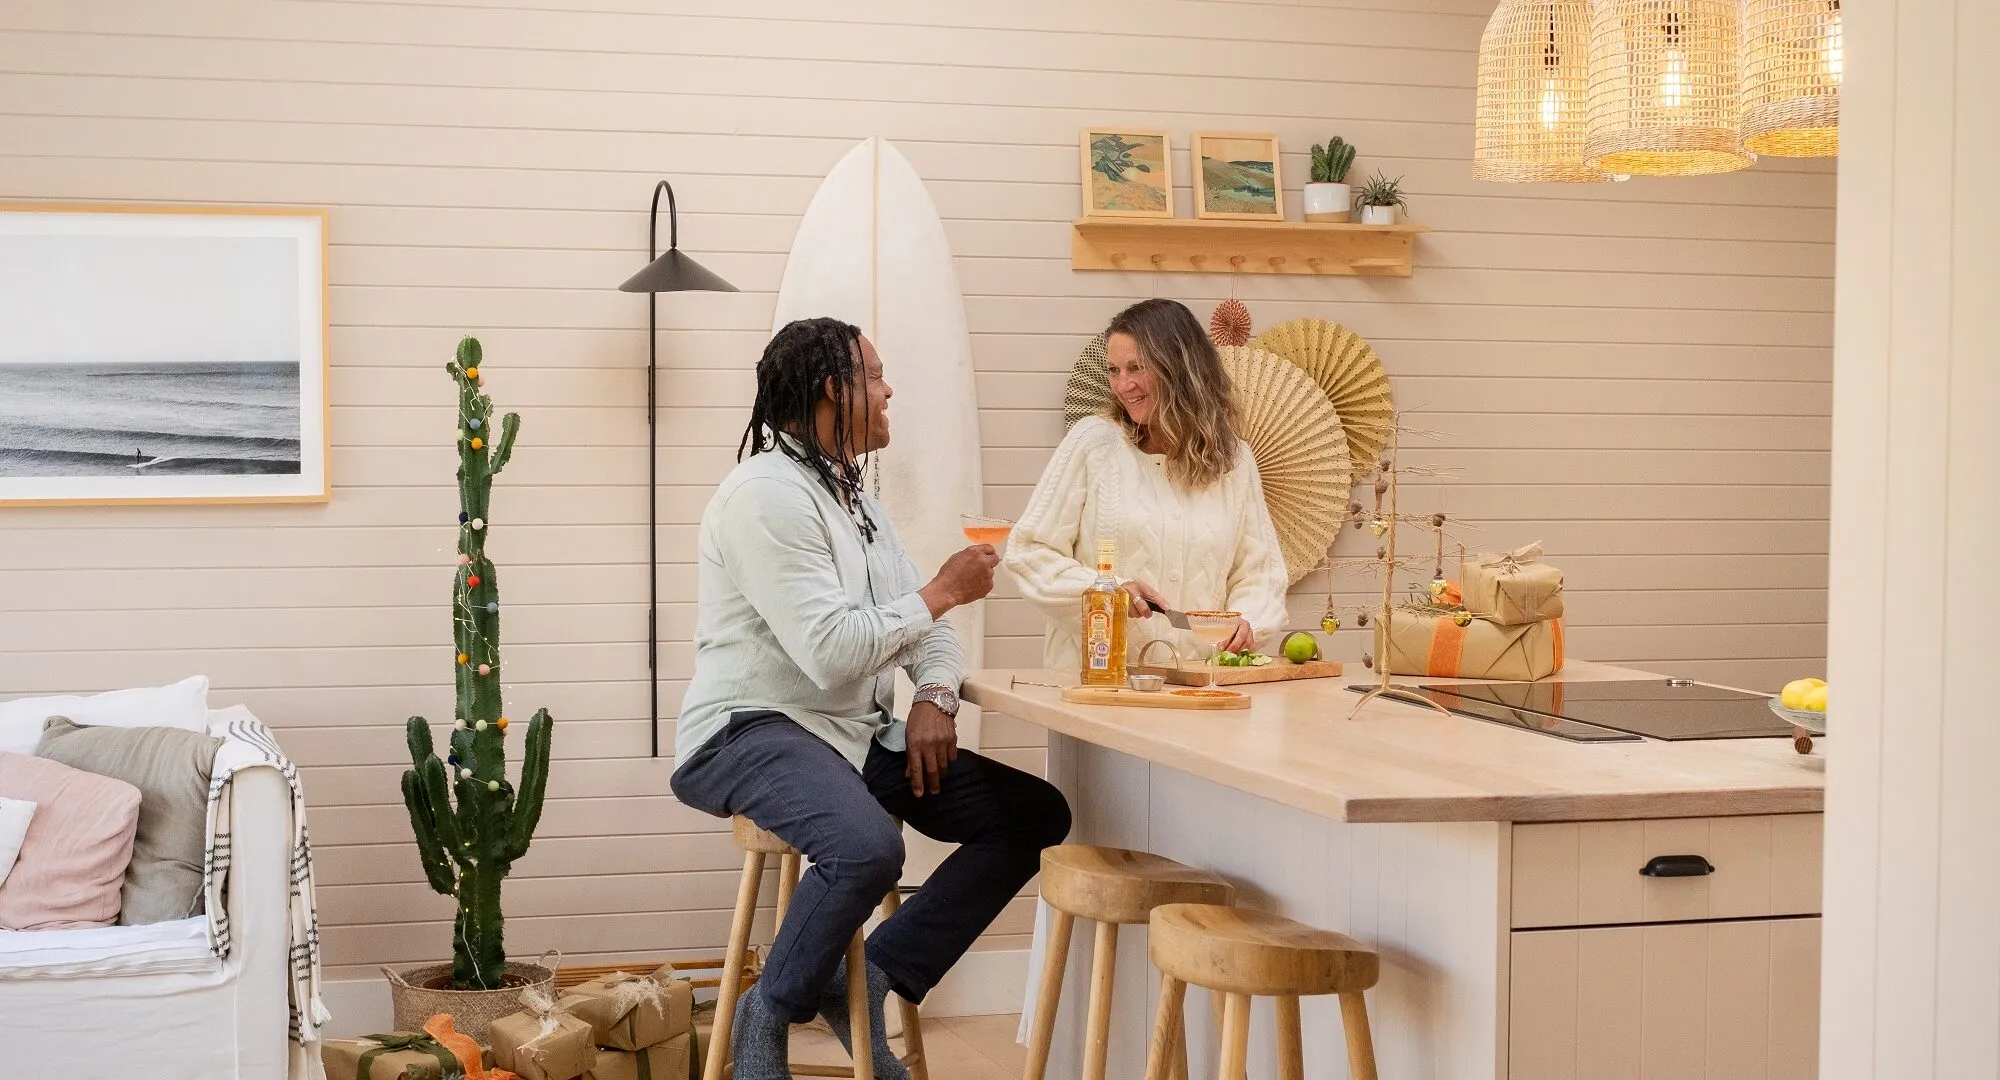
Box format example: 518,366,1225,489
1103,299,1241,489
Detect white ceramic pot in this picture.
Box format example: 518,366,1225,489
1303,182,1351,222
1359,204,1400,225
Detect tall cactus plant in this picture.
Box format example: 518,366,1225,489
401,337,554,991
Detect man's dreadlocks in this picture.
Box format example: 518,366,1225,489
738,317,879,541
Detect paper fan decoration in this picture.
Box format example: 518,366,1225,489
1251,319,1394,468
1062,331,1113,430
1209,299,1253,346
1215,345,1353,584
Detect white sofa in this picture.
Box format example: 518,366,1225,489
0,725,295,1080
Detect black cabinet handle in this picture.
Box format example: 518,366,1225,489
1639,854,1715,877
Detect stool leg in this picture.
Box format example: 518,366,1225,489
878,889,929,1080
774,852,801,927
1217,992,1250,1080
1021,909,1074,1080
847,931,875,1080
705,850,765,1080
1275,995,1304,1080
1083,920,1119,1080
1142,971,1187,1080
1339,992,1379,1080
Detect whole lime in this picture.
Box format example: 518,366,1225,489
1281,631,1320,664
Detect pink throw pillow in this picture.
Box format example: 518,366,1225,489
0,751,142,930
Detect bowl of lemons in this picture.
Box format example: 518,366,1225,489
1768,677,1827,752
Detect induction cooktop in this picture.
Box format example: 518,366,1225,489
1344,684,1642,742
1414,678,1797,741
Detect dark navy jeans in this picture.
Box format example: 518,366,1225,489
670,710,1071,1021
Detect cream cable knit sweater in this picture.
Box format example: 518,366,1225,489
1005,416,1290,672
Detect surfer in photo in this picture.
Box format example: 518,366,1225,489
673,317,1071,1080
1007,297,1291,667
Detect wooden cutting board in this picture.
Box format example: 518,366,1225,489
1061,686,1252,710
1133,659,1345,686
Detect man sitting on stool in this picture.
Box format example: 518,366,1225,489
672,317,1072,1080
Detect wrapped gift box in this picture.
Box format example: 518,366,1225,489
690,1001,730,1077
582,1034,693,1080
322,1033,465,1080
559,969,692,1051
1379,606,1565,681
492,1003,599,1080
1460,543,1564,626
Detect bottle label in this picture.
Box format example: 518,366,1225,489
1087,612,1111,670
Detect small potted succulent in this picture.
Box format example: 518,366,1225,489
1305,136,1357,222
1354,170,1408,225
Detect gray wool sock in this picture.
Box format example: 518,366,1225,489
730,984,793,1080
819,956,912,1080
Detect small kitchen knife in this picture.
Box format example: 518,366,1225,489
1140,599,1191,630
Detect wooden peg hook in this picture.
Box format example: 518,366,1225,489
1269,256,1287,270
1228,255,1247,270
1189,254,1208,269
1109,252,1128,268
1150,253,1167,268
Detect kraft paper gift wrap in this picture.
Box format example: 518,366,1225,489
1460,542,1564,626
1380,606,1565,681
558,969,692,1051
581,1034,692,1080
322,1032,465,1080
690,1001,730,1076
492,987,599,1080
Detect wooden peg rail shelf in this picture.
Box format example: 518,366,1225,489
1071,217,1427,278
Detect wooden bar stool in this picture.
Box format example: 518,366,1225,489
706,815,929,1080
1023,845,1236,1080
1142,903,1380,1080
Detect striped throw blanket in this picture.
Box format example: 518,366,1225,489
202,705,330,1076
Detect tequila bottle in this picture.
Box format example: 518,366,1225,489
1080,539,1128,686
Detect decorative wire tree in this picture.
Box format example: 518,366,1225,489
400,337,554,990
1307,412,1482,719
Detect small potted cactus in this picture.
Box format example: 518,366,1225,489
1355,170,1409,225
386,337,558,1044
1305,136,1357,222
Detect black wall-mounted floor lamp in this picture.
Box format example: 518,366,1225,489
618,180,738,757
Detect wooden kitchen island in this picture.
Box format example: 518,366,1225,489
965,660,1825,1080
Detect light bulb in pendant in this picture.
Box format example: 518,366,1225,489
1540,79,1562,131
1659,49,1687,108
1823,9,1843,85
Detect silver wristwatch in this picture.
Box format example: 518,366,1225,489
913,683,960,718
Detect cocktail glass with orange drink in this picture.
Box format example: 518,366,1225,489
960,513,1014,550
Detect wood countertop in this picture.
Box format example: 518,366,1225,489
963,661,1824,824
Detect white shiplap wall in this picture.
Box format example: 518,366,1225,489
0,0,1832,980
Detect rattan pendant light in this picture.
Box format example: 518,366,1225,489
1474,0,1611,183
1585,0,1754,176
1741,0,1841,156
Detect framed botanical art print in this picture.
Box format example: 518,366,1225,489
0,204,330,506
1192,132,1284,220
1079,128,1174,219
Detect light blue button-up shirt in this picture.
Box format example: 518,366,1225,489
675,445,965,770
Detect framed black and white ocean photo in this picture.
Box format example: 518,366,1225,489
0,205,329,506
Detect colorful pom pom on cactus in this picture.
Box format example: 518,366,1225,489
467,574,481,588
464,366,478,379
467,418,481,430
477,663,491,675
486,602,498,614
456,652,469,665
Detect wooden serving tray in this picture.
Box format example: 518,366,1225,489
1061,686,1251,710
1133,659,1344,686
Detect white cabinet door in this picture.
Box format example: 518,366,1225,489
1510,918,1820,1080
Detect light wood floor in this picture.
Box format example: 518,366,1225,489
788,1013,1025,1080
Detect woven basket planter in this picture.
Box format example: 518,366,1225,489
382,959,557,1046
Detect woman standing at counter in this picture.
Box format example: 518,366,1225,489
1006,298,1289,670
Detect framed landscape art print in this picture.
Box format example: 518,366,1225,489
1192,132,1284,220
1079,127,1174,219
0,204,330,506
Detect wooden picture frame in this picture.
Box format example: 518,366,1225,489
0,203,331,506
1192,132,1285,220
1079,127,1175,219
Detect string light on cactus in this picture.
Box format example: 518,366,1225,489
399,336,554,992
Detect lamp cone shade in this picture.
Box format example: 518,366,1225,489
1585,0,1753,176
1475,0,1612,183
618,248,739,293
1740,0,1841,157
